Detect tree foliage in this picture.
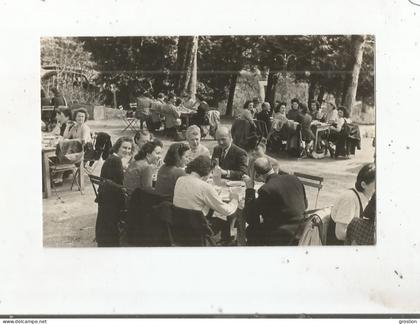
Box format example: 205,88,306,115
41,35,375,111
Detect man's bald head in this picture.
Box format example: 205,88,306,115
215,126,232,149
254,157,273,176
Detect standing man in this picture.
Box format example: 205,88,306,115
212,127,248,180
243,157,308,246
161,93,182,140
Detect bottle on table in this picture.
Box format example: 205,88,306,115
213,158,223,186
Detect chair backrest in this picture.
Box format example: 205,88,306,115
88,174,105,200
56,139,84,164
294,172,324,208
300,206,332,245
127,187,171,246
171,206,213,247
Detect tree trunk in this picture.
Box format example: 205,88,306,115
265,69,277,106
307,79,317,105
175,36,198,97
318,86,325,103
187,36,198,100
226,73,238,117
344,35,366,113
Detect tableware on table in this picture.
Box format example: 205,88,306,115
225,180,245,187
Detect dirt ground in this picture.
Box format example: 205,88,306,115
43,118,375,247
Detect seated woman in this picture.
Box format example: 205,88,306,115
237,100,256,126
247,141,279,182
63,108,92,145
325,102,339,124
309,100,321,121
123,139,163,197
330,106,352,133
298,103,315,154
267,102,289,152
185,125,210,161
155,143,190,198
96,136,134,247
328,106,352,157
173,155,239,219
327,163,376,245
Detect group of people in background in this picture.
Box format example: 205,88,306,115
134,91,216,141
234,96,354,158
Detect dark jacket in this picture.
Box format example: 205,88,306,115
335,123,361,157
96,155,126,247
244,173,308,245
256,110,271,134
231,119,259,151
212,143,248,180
126,187,171,246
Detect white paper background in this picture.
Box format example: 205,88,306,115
0,0,419,315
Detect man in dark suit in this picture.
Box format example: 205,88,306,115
212,126,248,180
243,158,308,246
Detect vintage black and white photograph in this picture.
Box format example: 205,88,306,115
41,35,376,248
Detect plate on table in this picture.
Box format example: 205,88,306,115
225,180,245,187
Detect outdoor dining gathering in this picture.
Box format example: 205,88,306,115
41,35,376,247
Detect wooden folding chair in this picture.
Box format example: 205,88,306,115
120,109,139,133
294,172,324,209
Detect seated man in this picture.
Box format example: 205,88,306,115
243,158,308,246
161,93,182,140
247,141,279,182
256,102,272,134
173,156,239,239
212,126,248,180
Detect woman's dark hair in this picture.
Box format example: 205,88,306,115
175,98,182,107
185,155,212,177
59,108,73,120
134,139,163,161
355,163,376,192
310,99,320,110
299,103,308,115
164,143,190,167
243,100,253,109
73,108,89,120
291,98,300,105
338,106,350,118
133,129,152,144
110,136,133,155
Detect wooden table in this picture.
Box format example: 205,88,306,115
42,146,84,198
